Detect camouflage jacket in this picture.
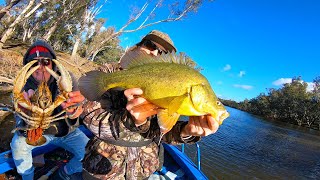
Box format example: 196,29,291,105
81,88,200,180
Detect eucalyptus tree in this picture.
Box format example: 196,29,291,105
312,76,320,101
0,0,48,48
69,0,99,61
42,0,94,41
0,0,21,20
85,0,213,61
82,26,122,63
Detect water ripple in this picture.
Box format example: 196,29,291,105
184,107,320,179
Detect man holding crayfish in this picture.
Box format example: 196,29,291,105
10,39,89,180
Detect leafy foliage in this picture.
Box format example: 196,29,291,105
221,76,320,130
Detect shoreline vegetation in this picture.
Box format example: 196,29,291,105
221,76,320,131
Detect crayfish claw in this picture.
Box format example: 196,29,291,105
13,60,39,95
49,60,73,93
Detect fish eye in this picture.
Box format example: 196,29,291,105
216,101,222,106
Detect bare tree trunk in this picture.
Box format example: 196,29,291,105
0,0,21,20
88,33,119,59
0,27,15,47
22,21,28,42
91,45,113,62
0,76,14,84
43,21,59,41
71,3,103,61
22,30,27,42
71,37,81,62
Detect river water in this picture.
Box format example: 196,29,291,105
182,107,320,179
1,94,320,179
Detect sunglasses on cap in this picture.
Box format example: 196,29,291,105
31,58,52,67
142,40,166,55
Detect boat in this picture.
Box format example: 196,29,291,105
0,125,208,179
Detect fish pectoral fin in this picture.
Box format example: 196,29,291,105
157,109,180,134
168,94,189,115
79,71,109,101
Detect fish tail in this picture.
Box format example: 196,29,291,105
79,71,108,101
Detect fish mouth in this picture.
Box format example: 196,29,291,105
217,110,230,125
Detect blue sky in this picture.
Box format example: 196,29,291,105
2,0,319,102
98,0,320,102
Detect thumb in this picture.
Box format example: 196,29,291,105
23,91,29,101
27,89,35,98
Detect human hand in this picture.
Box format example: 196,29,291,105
19,89,35,113
61,91,85,119
181,115,219,137
23,89,35,101
124,88,158,126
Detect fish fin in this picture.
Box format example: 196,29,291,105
158,52,200,69
123,50,197,69
168,94,189,115
157,109,180,134
125,50,158,69
78,71,108,101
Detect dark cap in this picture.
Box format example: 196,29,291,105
23,40,56,65
141,30,176,53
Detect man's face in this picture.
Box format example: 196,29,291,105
31,57,53,82
139,40,166,57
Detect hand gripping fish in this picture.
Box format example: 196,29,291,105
79,51,229,135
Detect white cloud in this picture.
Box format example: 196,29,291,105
223,64,231,71
233,84,253,90
272,78,292,86
272,78,315,92
238,71,246,77
306,82,315,92
100,26,106,31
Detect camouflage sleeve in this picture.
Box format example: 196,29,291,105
138,117,201,145
162,121,201,144
80,89,151,137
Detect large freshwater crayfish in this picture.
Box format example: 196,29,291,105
11,59,73,146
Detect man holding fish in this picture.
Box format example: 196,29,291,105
79,30,229,179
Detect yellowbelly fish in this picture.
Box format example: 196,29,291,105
78,51,230,134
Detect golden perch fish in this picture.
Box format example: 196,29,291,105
79,52,229,134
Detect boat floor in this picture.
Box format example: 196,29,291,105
3,148,71,180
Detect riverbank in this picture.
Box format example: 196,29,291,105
223,102,320,132
0,114,15,152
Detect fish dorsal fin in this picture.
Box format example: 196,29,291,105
157,52,188,65
157,109,180,134
124,50,198,69
158,52,200,69
125,50,157,69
